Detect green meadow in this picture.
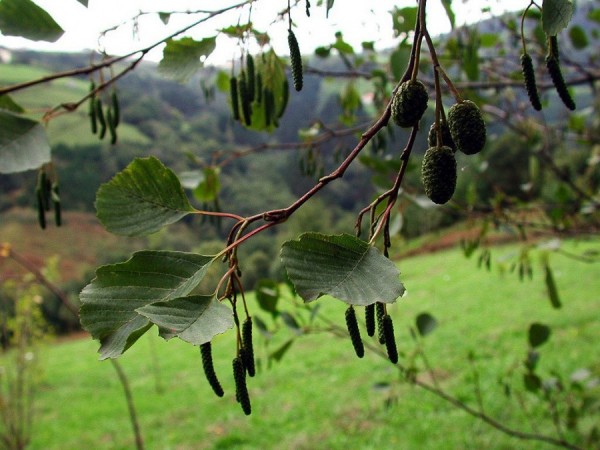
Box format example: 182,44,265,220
5,238,597,450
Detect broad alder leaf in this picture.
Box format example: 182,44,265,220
137,295,233,346
80,251,216,359
280,233,405,306
95,156,194,236
159,37,217,82
0,110,51,173
0,0,64,42
542,0,574,36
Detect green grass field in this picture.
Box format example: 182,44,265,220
2,237,595,450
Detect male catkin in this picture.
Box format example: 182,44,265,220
242,317,256,377
546,55,576,111
365,303,375,337
288,29,303,91
520,53,542,111
200,342,224,397
383,315,398,364
376,302,386,345
233,356,251,415
345,306,364,358
229,76,240,121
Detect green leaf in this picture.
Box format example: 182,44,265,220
544,263,562,309
0,0,64,42
158,12,170,25
332,32,354,54
588,9,600,24
95,156,194,236
391,6,418,36
80,251,216,359
0,110,51,174
523,372,542,392
568,25,589,49
76,0,89,6
270,339,294,362
441,0,455,29
0,95,24,113
194,167,221,203
158,37,217,82
542,0,574,36
137,295,233,345
280,233,405,306
528,323,551,348
416,313,438,336
255,279,280,316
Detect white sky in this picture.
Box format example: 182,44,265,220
2,0,525,65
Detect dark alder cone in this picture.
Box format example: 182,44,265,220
345,306,365,358
242,317,256,377
546,55,576,111
421,146,457,205
288,29,303,91
365,303,376,337
200,342,224,397
111,91,120,127
229,76,240,121
447,100,486,155
391,80,429,128
383,315,398,364
232,356,251,415
427,121,455,151
520,53,542,111
376,302,386,345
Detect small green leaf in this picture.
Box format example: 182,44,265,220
588,9,600,24
80,251,216,359
0,0,64,42
137,295,233,346
280,312,302,333
158,12,170,25
95,157,194,236
542,0,574,36
0,110,51,174
416,313,438,336
391,6,418,36
315,46,331,58
0,95,25,113
568,25,588,49
270,339,294,362
544,263,562,309
523,372,542,392
255,279,280,316
194,167,221,203
331,33,354,54
158,37,217,82
441,0,456,29
76,0,89,6
528,323,551,348
280,233,405,306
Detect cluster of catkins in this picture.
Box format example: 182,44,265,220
199,317,255,415
345,303,399,364
88,82,120,145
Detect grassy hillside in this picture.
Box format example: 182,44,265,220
2,238,597,450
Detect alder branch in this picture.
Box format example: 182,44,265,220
0,1,252,97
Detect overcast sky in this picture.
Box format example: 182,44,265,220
2,0,524,65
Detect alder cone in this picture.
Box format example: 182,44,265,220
421,146,457,205
520,53,542,111
391,80,428,128
447,100,486,155
427,121,455,151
